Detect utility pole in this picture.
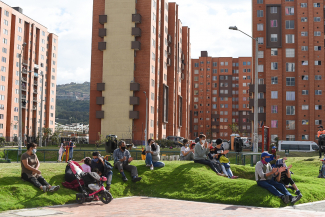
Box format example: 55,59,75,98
18,43,26,154
143,91,148,148
39,71,44,147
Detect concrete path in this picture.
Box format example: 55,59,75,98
1,197,324,217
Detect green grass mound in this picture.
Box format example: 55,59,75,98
0,157,325,211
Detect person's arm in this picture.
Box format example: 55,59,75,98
275,171,281,182
256,163,277,179
98,156,105,166
34,155,40,170
22,159,41,174
152,145,159,156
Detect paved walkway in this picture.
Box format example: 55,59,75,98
1,197,324,217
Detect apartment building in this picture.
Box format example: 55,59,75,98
0,2,58,141
89,0,191,144
190,51,252,140
253,0,325,142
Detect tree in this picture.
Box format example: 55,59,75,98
228,123,241,135
95,132,109,148
42,128,53,146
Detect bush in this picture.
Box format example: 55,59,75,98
155,139,179,148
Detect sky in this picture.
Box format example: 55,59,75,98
4,0,252,85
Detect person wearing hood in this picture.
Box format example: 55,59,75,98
90,151,113,191
255,152,301,204
145,139,165,170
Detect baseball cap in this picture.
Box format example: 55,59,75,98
209,146,215,149
318,125,324,128
261,152,272,158
272,146,276,149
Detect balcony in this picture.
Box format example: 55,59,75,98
22,95,26,99
22,77,27,83
97,83,105,91
132,27,141,36
212,114,220,119
168,34,172,44
34,81,38,86
33,106,37,110
167,58,171,66
33,97,37,102
98,42,106,51
96,97,105,105
34,64,39,69
212,128,220,133
99,15,107,25
249,113,266,121
22,68,27,74
34,72,38,77
96,111,104,119
98,28,107,38
131,41,141,50
212,121,220,126
130,96,139,105
249,84,266,93
33,89,38,94
22,103,26,109
132,14,142,23
22,60,28,66
21,84,26,91
181,63,185,70
249,98,266,107
129,111,139,119
130,82,140,91
182,53,185,61
167,46,171,55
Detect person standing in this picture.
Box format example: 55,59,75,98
58,141,64,162
113,141,142,182
180,139,194,161
194,134,223,176
255,152,301,204
317,126,325,158
68,140,76,160
145,139,165,170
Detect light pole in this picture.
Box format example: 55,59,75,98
143,91,148,148
229,26,258,154
18,42,27,154
39,71,44,147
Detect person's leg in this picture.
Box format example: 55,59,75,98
106,171,113,190
37,176,50,187
194,159,220,174
319,145,322,158
123,164,141,182
183,152,194,161
226,167,234,178
268,180,291,196
152,161,165,168
115,161,127,180
22,173,45,191
257,180,284,197
220,164,228,176
146,153,153,165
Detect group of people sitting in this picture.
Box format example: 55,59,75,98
255,146,302,205
20,135,302,205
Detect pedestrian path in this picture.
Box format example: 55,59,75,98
1,196,324,217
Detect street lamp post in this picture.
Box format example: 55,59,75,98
229,26,259,154
39,71,44,147
143,91,148,148
18,42,26,154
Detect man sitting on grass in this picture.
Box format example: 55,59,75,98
255,152,302,204
113,141,142,182
194,134,223,176
21,143,60,193
89,152,113,191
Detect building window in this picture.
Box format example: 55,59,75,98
258,51,264,58
315,61,322,65
271,105,278,113
314,3,320,7
301,17,307,22
270,7,277,13
316,105,322,110
257,24,264,31
271,120,278,128
286,106,295,115
302,90,308,95
314,46,321,51
271,77,278,84
315,75,322,80
285,20,294,29
314,17,321,22
285,34,294,43
302,60,308,65
286,63,295,72
302,75,308,80
257,0,263,4
286,77,295,86
315,90,322,95
302,105,308,110
314,31,321,36
258,65,264,72
301,3,307,8
301,46,308,51
258,37,264,44
270,34,277,42
285,7,294,15
286,135,295,141
302,120,309,125
271,62,278,70
316,120,322,125
270,20,277,27
271,91,278,99
286,120,295,130
271,48,278,56
286,91,295,101
286,48,295,57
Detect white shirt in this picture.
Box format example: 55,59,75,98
180,146,190,157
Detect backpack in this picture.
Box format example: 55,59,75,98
103,159,113,175
213,161,223,174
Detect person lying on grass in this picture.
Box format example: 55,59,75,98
274,156,302,196
180,139,194,161
255,152,302,205
194,134,224,176
209,139,238,179
145,139,165,170
21,142,60,193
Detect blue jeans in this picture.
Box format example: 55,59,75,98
257,179,292,197
69,149,73,159
218,161,233,178
146,153,165,168
106,171,113,186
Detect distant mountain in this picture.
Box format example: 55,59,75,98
56,82,90,101
56,82,90,125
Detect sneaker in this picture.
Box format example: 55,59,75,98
231,176,238,179
280,195,290,204
146,164,151,167
49,185,60,192
290,194,302,204
122,176,128,182
132,176,142,182
295,190,302,196
150,165,154,170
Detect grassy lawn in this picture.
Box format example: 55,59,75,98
0,155,325,212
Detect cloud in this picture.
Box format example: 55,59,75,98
3,0,252,84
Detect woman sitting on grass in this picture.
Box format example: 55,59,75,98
21,143,60,193
180,139,194,161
